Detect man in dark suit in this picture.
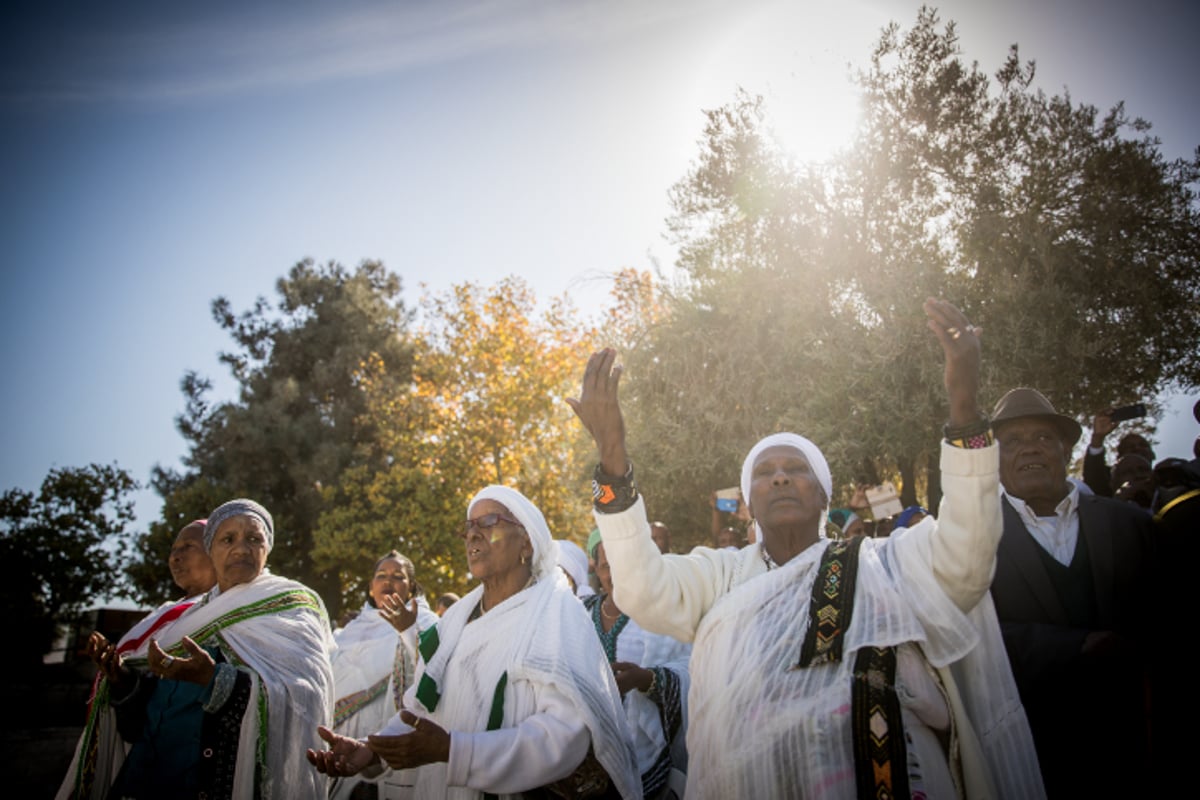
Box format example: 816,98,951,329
989,388,1155,799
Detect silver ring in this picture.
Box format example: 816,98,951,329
161,655,175,669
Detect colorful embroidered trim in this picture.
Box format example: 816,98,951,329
333,676,390,727
797,537,864,668
852,646,910,800
116,600,196,655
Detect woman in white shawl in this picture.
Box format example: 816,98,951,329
330,550,438,800
308,486,641,800
58,499,335,800
568,300,1045,799
585,539,690,798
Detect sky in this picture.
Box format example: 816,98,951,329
2,0,1198,529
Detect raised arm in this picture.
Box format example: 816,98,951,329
922,298,1001,611
568,349,738,641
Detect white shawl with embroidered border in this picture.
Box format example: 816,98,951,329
56,572,335,800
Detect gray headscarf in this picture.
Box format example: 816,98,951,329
467,485,558,581
204,499,275,553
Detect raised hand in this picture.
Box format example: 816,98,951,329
307,725,379,777
923,298,983,427
379,594,419,633
566,348,629,475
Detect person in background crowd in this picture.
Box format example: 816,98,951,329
649,521,672,555
557,539,596,598
434,593,460,617
892,505,929,531
988,388,1154,798
585,540,691,798
1083,407,1155,497
330,550,438,800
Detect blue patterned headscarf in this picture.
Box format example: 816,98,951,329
203,499,274,553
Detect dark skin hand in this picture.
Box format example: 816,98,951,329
922,297,984,428
147,636,216,686
307,725,379,777
612,661,653,697
86,631,131,692
379,594,420,634
569,299,984,475
367,710,451,769
566,348,629,477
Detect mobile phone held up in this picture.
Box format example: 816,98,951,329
1109,403,1147,423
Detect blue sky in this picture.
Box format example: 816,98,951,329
2,0,1197,526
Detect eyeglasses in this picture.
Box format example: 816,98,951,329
458,512,523,541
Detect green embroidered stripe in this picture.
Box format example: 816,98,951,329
120,589,324,666
482,672,509,800
486,672,508,731
333,676,390,727
418,625,440,662
415,626,443,710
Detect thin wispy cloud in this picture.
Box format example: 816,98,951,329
1,0,703,108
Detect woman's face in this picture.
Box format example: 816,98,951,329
594,542,614,597
463,499,533,583
169,523,217,597
370,556,412,607
210,514,269,592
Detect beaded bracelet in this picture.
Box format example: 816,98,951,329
592,461,639,514
943,416,995,450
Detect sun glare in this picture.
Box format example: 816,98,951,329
686,3,863,166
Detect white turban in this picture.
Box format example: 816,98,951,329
740,433,833,540
468,486,559,581
555,539,595,597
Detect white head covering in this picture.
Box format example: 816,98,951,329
555,539,595,597
467,485,559,581
740,433,833,541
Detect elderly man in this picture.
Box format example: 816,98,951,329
987,388,1155,798
569,299,1043,799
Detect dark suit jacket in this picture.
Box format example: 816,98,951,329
991,494,1154,798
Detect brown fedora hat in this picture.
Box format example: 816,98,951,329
990,388,1083,448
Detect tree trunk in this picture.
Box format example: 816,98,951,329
898,455,917,508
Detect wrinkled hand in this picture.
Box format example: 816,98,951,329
612,661,654,697
923,298,982,427
566,349,629,476
86,631,130,690
148,636,215,687
1091,409,1115,446
380,593,419,633
307,725,379,777
367,710,450,770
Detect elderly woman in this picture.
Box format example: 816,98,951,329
586,539,690,798
330,550,439,800
568,300,1044,799
308,486,641,800
57,499,335,800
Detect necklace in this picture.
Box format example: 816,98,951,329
601,597,622,620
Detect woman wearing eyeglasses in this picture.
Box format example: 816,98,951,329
308,485,641,800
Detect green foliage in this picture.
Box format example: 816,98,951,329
619,7,1199,536
146,259,414,613
1,463,138,665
